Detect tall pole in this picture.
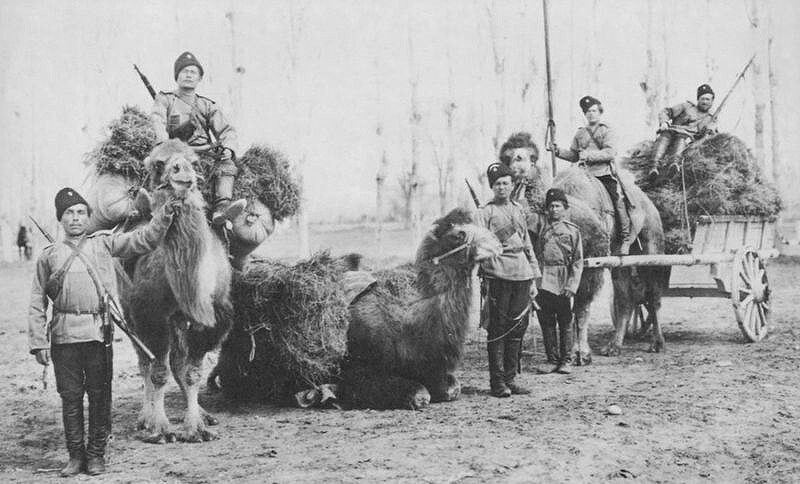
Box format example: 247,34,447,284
542,0,557,177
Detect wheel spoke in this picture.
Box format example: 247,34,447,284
739,270,751,286
756,303,767,329
740,294,754,307
743,301,754,331
738,286,752,295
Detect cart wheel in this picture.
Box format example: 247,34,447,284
731,248,771,342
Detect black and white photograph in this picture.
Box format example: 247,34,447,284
1,0,799,481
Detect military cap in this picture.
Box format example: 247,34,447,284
545,188,569,208
696,84,714,99
487,162,515,187
579,95,602,113
174,51,204,80
55,187,90,221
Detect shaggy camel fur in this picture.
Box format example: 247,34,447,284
505,138,667,361
122,140,233,442
340,208,502,409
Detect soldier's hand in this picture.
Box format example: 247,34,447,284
659,121,669,132
546,142,557,153
34,349,50,366
219,149,232,162
163,196,183,215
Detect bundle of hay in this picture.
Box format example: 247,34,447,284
84,106,301,222
217,252,351,401
622,133,781,253
84,105,155,179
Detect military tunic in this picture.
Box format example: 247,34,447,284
151,90,239,158
475,199,540,281
658,101,716,140
28,208,173,353
535,218,583,296
556,122,617,177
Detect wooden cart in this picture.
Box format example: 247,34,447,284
583,215,778,342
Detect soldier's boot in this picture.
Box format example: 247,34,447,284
615,196,634,256
535,317,559,374
503,338,531,395
86,388,109,476
650,132,672,177
487,340,511,398
211,175,247,226
555,315,575,374
60,397,86,477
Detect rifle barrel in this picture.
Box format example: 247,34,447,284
711,54,756,120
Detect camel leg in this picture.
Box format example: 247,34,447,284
647,299,666,353
137,356,175,444
601,268,636,357
170,327,218,442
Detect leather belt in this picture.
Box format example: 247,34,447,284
55,308,102,315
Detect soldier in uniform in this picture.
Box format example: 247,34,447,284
547,95,633,255
475,163,540,398
29,188,177,476
649,84,717,176
534,188,583,374
151,51,246,225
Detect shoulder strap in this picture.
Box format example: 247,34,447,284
68,240,112,305
585,125,604,150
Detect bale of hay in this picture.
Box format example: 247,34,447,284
84,105,155,179
621,133,781,253
372,263,417,298
217,251,351,401
234,145,301,222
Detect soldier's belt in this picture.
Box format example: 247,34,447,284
54,308,103,315
502,247,525,254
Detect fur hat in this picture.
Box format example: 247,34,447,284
696,84,714,99
499,132,539,165
545,188,569,208
487,163,514,187
174,51,204,80
55,187,90,221
580,95,602,113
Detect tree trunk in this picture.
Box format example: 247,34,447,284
485,3,505,152
408,14,422,247
373,35,388,258
642,0,660,130
287,3,310,258
749,0,769,177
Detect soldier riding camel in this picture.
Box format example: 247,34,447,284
547,95,635,255
649,83,717,177
150,51,247,226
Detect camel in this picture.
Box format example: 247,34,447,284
340,208,502,409
503,134,667,361
121,140,233,442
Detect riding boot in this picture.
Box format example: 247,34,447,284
60,397,86,477
650,131,672,177
487,340,510,398
555,314,575,374
211,174,247,226
535,315,559,374
503,338,531,395
615,196,634,256
86,388,109,476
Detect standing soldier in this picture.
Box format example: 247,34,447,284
547,95,633,255
29,188,176,476
151,51,246,226
534,188,583,374
649,84,717,176
476,163,540,398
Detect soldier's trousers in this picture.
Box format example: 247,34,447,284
652,131,691,165
52,341,112,459
486,278,531,341
536,290,574,363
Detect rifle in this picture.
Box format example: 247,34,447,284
134,64,157,100
710,54,756,123
29,216,156,362
465,178,481,208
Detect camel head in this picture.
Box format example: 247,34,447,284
144,140,203,200
418,208,502,268
499,132,551,193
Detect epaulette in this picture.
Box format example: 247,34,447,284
87,229,114,238
197,94,216,104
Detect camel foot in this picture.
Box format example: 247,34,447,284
573,352,592,366
141,431,177,444
404,387,431,410
600,343,622,357
648,340,666,353
429,374,461,403
201,410,219,427
178,424,218,443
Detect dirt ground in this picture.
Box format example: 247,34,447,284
2,229,800,483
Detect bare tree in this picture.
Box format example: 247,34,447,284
766,6,780,188
641,0,661,130
407,11,422,245
373,26,389,257
748,0,769,176
485,2,506,152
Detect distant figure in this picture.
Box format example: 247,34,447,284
150,51,246,226
649,83,717,176
16,224,32,261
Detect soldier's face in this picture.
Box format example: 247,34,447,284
60,204,89,236
177,66,202,89
547,201,566,221
584,105,602,124
697,94,714,112
492,176,513,201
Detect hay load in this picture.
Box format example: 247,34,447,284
213,252,352,402
622,133,781,253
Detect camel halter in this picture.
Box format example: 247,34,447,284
430,230,475,265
